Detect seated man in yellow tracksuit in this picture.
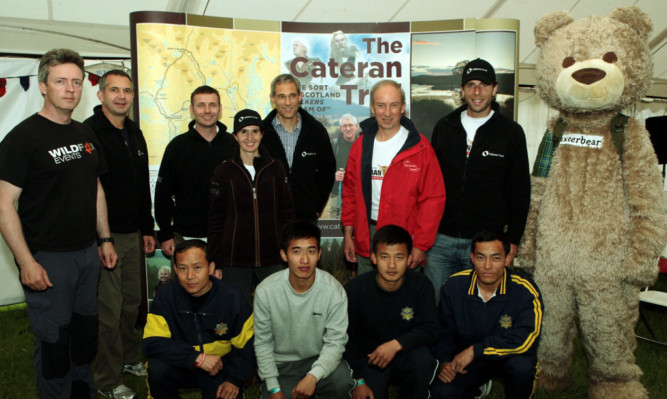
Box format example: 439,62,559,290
143,239,255,399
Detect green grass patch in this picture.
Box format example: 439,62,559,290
2,274,665,398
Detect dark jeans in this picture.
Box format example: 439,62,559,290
424,234,472,303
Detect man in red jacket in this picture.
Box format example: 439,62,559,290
341,80,445,274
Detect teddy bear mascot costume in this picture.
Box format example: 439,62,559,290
518,6,667,399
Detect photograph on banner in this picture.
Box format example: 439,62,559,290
146,250,172,301
411,30,517,140
136,23,281,166
281,30,411,221
319,237,353,285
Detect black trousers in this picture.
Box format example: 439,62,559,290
147,358,243,399
430,355,538,399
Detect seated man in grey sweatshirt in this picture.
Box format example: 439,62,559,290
254,221,355,399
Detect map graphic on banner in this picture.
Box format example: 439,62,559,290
136,23,281,165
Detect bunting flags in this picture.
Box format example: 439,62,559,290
0,75,30,97
0,72,102,97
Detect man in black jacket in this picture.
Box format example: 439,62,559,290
427,59,530,302
154,86,235,262
84,70,155,398
262,74,335,222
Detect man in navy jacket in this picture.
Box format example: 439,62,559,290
143,240,254,399
431,230,542,399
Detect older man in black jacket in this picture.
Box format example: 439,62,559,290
262,74,336,222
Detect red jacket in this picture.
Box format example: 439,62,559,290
341,116,446,257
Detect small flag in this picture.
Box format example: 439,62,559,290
20,76,30,91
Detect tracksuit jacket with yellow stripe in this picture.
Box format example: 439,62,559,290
143,278,255,387
432,268,543,362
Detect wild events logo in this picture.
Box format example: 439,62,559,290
48,142,95,164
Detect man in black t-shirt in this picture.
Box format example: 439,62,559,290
0,49,117,399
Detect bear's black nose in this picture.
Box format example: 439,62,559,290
572,68,606,85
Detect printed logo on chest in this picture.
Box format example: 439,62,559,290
47,142,96,164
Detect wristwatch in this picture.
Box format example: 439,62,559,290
98,237,114,246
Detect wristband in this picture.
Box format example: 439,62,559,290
194,353,206,368
269,387,281,395
98,237,114,246
355,378,366,387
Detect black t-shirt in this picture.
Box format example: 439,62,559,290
0,113,104,252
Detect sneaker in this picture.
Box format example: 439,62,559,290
474,380,493,399
123,362,147,377
98,384,136,399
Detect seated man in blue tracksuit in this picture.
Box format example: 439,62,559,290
431,230,543,399
143,240,255,399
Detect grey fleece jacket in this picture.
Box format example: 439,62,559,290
253,269,349,392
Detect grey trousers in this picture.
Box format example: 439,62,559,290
261,356,355,399
24,243,100,398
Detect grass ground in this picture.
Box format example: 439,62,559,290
1,273,665,398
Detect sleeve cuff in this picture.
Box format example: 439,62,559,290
157,230,173,242
473,344,484,359
186,351,200,370
308,365,325,382
265,377,280,392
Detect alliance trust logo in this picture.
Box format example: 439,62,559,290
482,150,504,158
238,115,259,122
466,67,488,74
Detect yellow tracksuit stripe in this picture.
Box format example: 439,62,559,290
143,313,171,339
201,314,254,357
483,276,542,356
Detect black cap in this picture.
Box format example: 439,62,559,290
462,58,496,85
233,109,263,134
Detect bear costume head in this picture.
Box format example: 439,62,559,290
534,6,652,115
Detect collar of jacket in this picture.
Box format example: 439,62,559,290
446,101,501,126
263,106,318,132
467,268,508,298
186,120,228,141
92,104,135,131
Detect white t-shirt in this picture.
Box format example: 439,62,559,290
244,164,256,181
370,126,409,221
461,110,494,157
477,283,497,303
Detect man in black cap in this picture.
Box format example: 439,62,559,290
425,58,530,302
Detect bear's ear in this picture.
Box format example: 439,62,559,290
534,11,573,48
609,6,653,41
